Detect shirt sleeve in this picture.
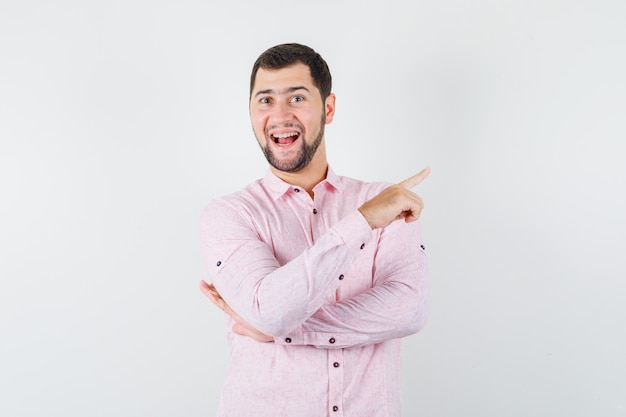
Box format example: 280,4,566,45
275,218,430,349
201,198,374,337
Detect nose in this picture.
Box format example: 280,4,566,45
269,100,294,125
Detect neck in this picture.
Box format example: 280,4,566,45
270,146,328,198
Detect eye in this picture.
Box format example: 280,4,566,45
290,95,304,103
259,97,271,104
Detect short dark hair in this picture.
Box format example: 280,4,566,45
249,43,332,100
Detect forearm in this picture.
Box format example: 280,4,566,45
275,221,430,348
202,200,373,337
276,264,428,348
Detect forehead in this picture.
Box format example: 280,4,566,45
252,63,317,95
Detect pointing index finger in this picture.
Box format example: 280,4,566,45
398,167,430,189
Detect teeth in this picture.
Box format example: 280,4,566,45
273,132,298,139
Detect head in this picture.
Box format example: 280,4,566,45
249,44,335,175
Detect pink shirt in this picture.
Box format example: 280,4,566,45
201,167,429,417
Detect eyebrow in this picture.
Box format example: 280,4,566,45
254,86,310,98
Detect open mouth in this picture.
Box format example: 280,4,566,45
271,132,300,147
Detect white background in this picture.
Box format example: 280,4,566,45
1,0,625,416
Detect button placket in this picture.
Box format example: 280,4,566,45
309,192,323,243
328,349,344,416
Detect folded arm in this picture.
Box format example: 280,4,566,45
201,218,429,347
201,201,372,337
276,219,429,349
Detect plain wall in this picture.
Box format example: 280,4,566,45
1,0,624,416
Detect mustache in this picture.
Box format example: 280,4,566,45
265,122,305,136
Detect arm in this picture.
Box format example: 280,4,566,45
276,219,429,349
201,200,373,337
201,218,429,347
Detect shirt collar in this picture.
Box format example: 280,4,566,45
322,166,342,191
262,166,342,200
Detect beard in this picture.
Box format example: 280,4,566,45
260,115,325,173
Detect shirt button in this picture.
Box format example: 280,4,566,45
360,243,365,250
421,244,426,250
216,261,222,267
329,337,336,344
333,406,339,412
313,208,318,214
294,188,300,193
338,274,344,280
285,338,292,343
333,362,340,368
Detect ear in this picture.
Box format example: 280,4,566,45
324,93,336,124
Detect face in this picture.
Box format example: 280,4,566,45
250,63,335,173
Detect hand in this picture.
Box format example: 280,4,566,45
199,280,274,343
358,167,430,230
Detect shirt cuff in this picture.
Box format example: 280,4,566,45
275,328,370,349
274,325,303,345
330,210,374,255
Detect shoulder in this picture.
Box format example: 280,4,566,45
201,178,269,226
204,178,267,208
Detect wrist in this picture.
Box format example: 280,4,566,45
357,207,376,230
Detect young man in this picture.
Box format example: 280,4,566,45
199,43,430,417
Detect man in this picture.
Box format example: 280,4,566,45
199,43,430,417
